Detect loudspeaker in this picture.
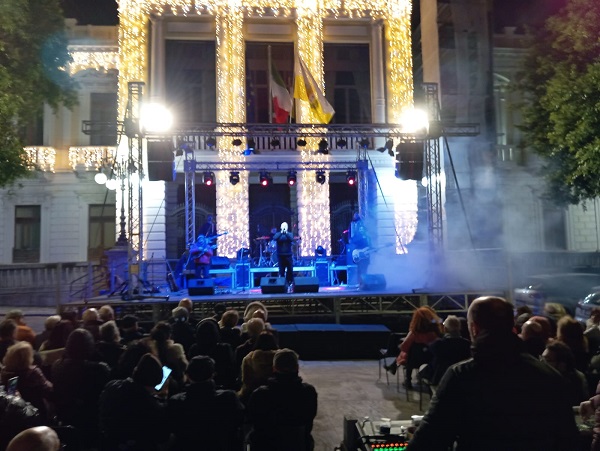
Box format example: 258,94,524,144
147,141,175,182
395,141,424,181
188,278,215,295
147,161,174,182
294,276,319,293
260,277,287,294
210,256,230,269
347,265,358,286
360,274,387,291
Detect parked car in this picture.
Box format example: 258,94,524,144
513,273,600,316
575,291,600,324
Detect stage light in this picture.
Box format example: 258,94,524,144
297,138,307,147
232,138,243,147
139,103,173,134
315,245,327,257
206,137,217,148
315,170,326,185
259,171,272,186
203,171,215,186
287,170,297,186
243,138,259,156
318,139,329,155
94,169,107,185
359,138,370,149
336,138,348,148
377,139,394,154
346,170,357,186
270,138,281,148
229,171,240,185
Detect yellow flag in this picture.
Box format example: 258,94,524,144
293,56,335,124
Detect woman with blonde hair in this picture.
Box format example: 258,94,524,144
385,306,443,388
1,341,53,419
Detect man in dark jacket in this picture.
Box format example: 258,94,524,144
246,348,318,451
407,296,579,451
167,356,244,450
272,222,295,292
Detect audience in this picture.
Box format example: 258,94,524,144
144,321,188,393
170,306,195,354
556,315,590,372
6,426,60,451
1,342,53,420
580,379,600,450
0,319,18,363
119,314,146,346
406,296,578,450
542,340,589,406
167,356,244,450
81,308,102,341
236,317,265,370
97,305,115,323
238,332,279,404
4,310,35,346
95,320,126,372
219,309,242,349
33,315,61,351
519,319,548,358
241,301,270,335
246,348,318,451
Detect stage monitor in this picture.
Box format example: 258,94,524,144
188,278,215,295
260,277,287,294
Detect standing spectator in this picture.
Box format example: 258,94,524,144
556,315,590,373
170,306,195,355
0,319,18,363
238,332,279,404
119,314,146,346
81,308,102,341
37,320,76,378
406,296,579,450
542,341,589,406
6,426,60,451
95,320,126,372
99,353,169,450
167,356,244,450
1,342,53,420
51,329,111,448
519,319,548,358
33,315,61,351
246,348,318,451
98,305,115,323
5,310,35,346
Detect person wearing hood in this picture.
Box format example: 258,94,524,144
407,296,578,451
237,332,279,404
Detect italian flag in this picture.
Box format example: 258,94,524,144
270,61,293,124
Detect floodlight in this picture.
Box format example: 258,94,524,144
139,103,173,134
346,171,357,186
315,170,326,185
287,170,297,186
203,171,215,186
229,171,240,185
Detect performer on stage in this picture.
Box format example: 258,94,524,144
190,235,213,279
348,211,364,242
199,215,218,255
350,223,371,285
272,222,295,292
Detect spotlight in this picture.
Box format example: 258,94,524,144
203,171,215,186
206,137,217,148
315,245,327,257
287,170,297,186
270,138,281,148
336,138,348,148
377,139,394,154
318,139,329,155
232,138,243,147
297,138,307,147
243,138,259,156
359,138,370,149
346,170,357,186
259,171,272,186
315,170,326,185
229,171,240,185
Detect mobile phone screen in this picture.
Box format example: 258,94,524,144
154,366,172,391
7,377,18,396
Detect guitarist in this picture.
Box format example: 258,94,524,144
199,215,217,255
350,223,371,285
190,235,213,279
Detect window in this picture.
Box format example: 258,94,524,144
543,204,567,250
13,206,41,263
90,93,118,146
89,204,116,261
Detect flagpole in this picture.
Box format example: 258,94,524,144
268,45,273,124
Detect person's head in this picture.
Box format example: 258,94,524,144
213,303,226,319
3,341,34,371
186,355,215,383
219,309,239,328
515,305,533,318
409,307,442,334
178,298,193,314
171,306,189,323
98,305,115,322
43,315,61,332
64,328,95,360
520,320,544,342
120,315,139,331
197,235,208,246
116,341,153,378
82,308,99,324
253,332,279,351
467,296,514,340
530,315,554,340
273,348,299,374
244,301,268,322
195,318,220,346
542,341,577,375
6,426,60,451
590,308,600,325
281,222,288,233
442,315,461,336
246,318,265,338
150,321,172,343
543,302,567,322
5,310,25,326
0,319,18,340
515,312,533,333
556,315,586,351
45,320,76,350
99,320,121,343
132,353,163,388
252,309,266,321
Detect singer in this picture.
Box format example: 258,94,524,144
272,222,295,292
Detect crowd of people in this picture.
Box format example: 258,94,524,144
0,301,317,451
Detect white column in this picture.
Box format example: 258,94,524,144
371,20,386,123
150,16,166,99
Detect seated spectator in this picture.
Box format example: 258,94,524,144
178,298,197,326
4,310,35,346
112,340,153,380
51,329,111,448
0,319,18,363
33,316,61,351
167,356,244,450
98,305,115,323
37,320,76,378
419,315,471,387
144,321,188,393
81,308,102,341
170,306,195,354
542,340,589,406
95,321,126,372
6,426,60,451
119,314,146,346
241,301,270,335
556,315,590,372
236,318,265,370
519,319,548,358
189,318,236,389
0,389,42,451
246,348,318,451
238,332,279,403
99,353,169,450
1,342,53,420
212,303,227,323
219,309,242,350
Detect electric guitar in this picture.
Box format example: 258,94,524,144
352,243,392,263
203,231,228,242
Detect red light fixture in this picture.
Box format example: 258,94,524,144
287,170,297,186
259,171,272,186
203,171,215,186
346,170,357,186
